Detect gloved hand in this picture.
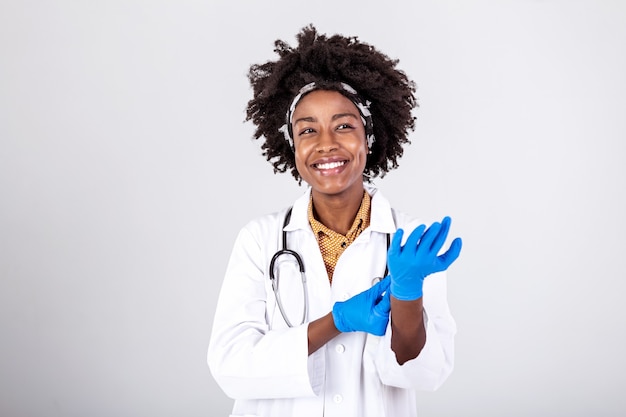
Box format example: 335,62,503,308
388,216,462,301
332,276,391,336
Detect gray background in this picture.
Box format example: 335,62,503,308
1,0,625,416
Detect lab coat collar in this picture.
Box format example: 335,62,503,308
283,183,397,234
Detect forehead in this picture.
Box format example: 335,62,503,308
292,90,359,117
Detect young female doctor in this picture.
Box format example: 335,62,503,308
207,25,463,417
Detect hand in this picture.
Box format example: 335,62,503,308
388,216,462,301
332,276,391,336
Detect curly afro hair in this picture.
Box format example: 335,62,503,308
246,25,417,181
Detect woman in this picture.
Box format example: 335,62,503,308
208,25,462,417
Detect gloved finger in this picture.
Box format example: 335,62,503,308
430,216,452,253
370,275,391,298
403,224,427,255
416,221,441,254
437,237,463,270
377,275,391,289
373,291,391,316
388,228,405,258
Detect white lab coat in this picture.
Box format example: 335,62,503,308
208,185,456,417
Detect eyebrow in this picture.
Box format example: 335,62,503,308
293,112,359,126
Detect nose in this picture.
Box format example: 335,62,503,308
315,129,338,153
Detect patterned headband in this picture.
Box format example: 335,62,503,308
278,82,375,150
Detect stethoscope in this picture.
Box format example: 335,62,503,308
269,207,390,327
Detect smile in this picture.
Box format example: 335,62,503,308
314,161,347,170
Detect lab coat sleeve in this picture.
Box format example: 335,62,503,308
207,223,324,400
376,270,457,391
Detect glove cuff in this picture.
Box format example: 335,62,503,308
332,302,351,333
389,282,423,301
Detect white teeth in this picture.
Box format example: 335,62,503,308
316,161,346,170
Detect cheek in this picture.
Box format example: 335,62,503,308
352,140,368,159
293,145,309,174
355,143,368,171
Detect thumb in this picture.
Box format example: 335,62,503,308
438,237,463,269
373,291,391,316
388,228,404,257
370,275,391,297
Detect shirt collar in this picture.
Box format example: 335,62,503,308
307,191,371,239
284,184,396,234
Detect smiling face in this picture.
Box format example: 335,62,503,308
292,90,368,200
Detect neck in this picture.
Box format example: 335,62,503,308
311,185,365,235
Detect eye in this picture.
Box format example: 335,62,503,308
336,123,354,131
298,127,316,136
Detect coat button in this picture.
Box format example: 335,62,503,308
333,394,343,403
335,344,345,353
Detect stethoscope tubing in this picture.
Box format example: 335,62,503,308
269,206,390,328
269,208,309,327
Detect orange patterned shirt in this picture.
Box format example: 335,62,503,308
308,191,371,282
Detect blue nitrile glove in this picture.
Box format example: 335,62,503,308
388,216,462,301
332,276,391,336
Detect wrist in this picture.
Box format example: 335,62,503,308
390,281,423,301
331,302,350,333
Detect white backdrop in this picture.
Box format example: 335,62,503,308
1,1,625,416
